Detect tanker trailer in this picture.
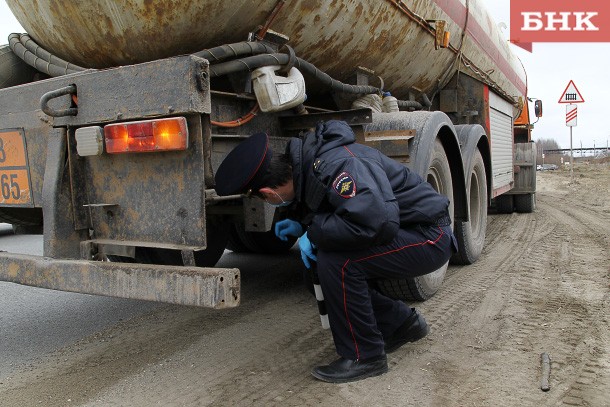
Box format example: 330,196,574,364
0,0,540,306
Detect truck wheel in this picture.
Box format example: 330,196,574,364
514,193,535,213
451,150,487,265
227,221,296,254
377,138,453,301
495,195,514,214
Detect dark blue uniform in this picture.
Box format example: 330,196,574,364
287,120,456,360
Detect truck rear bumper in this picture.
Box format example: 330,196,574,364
0,252,240,309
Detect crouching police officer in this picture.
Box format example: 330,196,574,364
214,120,457,383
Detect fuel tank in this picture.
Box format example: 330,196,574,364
5,0,526,102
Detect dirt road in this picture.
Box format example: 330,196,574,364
1,165,608,407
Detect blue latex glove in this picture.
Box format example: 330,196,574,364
298,232,317,269
274,219,304,241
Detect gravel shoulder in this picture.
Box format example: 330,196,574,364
0,165,608,407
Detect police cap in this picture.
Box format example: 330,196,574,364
214,132,272,196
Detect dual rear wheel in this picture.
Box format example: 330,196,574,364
377,138,456,301
378,140,489,301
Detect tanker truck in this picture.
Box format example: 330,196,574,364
0,0,540,308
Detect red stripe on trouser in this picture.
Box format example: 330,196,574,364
339,226,445,360
341,258,360,360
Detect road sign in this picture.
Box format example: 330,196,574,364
566,105,577,127
558,80,585,103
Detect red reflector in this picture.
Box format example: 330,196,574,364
104,117,188,154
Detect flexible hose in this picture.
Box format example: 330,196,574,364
8,33,85,77
8,33,387,108
9,35,274,76
194,42,276,64
18,33,85,72
209,53,381,95
397,100,423,110
420,93,432,108
8,33,379,95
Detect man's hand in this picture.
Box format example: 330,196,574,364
298,232,317,269
274,219,304,241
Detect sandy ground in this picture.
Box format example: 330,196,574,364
0,165,608,407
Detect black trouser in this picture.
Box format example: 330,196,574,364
316,223,456,360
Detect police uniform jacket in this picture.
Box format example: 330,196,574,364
287,120,450,252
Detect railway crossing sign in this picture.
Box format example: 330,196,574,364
566,105,577,127
559,80,584,183
558,80,585,104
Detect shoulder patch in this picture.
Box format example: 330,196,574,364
332,172,356,198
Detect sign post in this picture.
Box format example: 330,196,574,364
559,80,585,183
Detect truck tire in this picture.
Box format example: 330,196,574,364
495,195,514,214
514,193,535,213
451,150,487,265
377,138,453,301
227,221,296,254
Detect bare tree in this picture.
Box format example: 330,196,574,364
534,138,567,166
535,138,560,157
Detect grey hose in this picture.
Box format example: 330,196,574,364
8,33,85,76
421,93,432,108
209,52,381,94
8,36,273,77
7,34,380,95
194,41,276,64
397,100,423,110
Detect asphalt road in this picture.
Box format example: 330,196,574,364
0,223,160,380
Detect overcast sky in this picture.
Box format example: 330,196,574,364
0,1,608,149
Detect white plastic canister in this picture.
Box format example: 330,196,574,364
251,66,306,113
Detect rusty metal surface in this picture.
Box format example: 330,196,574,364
0,55,210,205
509,142,537,194
6,0,526,102
0,56,215,251
54,56,211,127
42,128,88,259
0,251,240,308
279,108,372,131
363,129,414,164
82,114,209,249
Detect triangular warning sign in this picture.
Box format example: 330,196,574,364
558,80,585,104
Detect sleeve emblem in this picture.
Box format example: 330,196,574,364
332,172,356,198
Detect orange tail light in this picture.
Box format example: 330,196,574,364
104,117,188,154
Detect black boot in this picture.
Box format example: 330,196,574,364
384,308,429,353
311,354,388,383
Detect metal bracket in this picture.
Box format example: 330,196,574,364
40,84,78,117
0,251,240,308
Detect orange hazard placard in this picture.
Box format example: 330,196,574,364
0,130,33,206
